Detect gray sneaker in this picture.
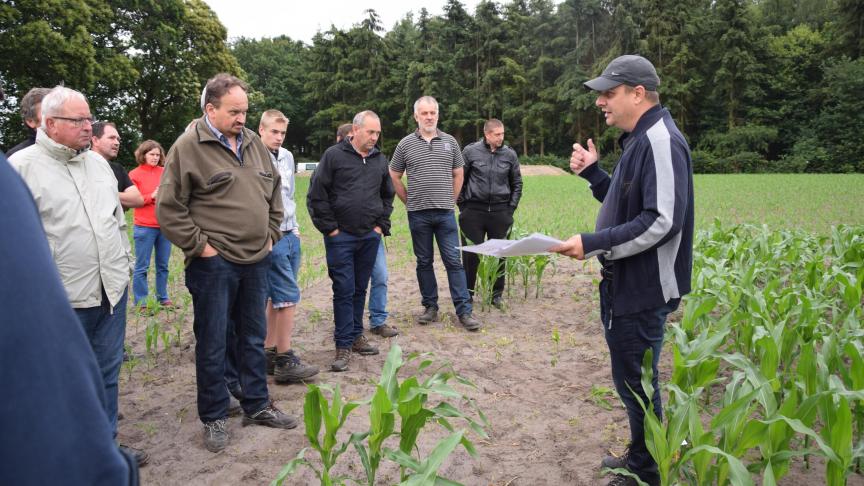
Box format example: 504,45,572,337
418,306,438,325
203,419,229,452
370,324,399,337
242,403,298,429
351,334,379,355
274,350,320,383
331,347,351,372
227,395,242,417
458,313,482,331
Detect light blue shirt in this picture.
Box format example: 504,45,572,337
204,116,244,162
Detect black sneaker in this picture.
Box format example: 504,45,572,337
119,444,150,466
274,350,320,383
370,324,399,337
265,346,277,375
601,447,630,469
202,419,229,452
417,306,438,324
458,313,482,331
492,296,504,310
606,475,638,486
331,347,351,372
242,403,298,429
351,334,379,355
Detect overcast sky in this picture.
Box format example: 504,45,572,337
203,0,485,44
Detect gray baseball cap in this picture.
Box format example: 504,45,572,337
584,55,660,91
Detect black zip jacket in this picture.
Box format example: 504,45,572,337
307,138,395,236
458,139,522,212
580,105,694,316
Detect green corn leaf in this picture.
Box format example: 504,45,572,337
400,431,465,486
681,445,754,486
271,448,308,486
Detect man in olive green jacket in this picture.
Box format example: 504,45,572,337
157,73,295,453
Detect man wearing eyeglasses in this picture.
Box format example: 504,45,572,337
8,86,135,463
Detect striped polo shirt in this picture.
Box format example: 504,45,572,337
389,129,465,212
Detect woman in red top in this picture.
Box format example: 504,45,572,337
129,140,173,310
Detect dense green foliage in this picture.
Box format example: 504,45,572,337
2,0,862,171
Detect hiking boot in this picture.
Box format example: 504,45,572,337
370,324,399,337
242,402,298,429
202,419,229,452
601,448,630,470
331,347,351,372
227,394,242,417
458,313,482,331
274,350,320,383
351,334,379,355
492,296,504,310
265,346,277,375
417,306,438,325
119,445,150,466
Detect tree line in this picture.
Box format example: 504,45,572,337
2,0,862,172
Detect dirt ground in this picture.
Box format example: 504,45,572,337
118,243,857,486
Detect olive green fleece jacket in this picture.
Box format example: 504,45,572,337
157,118,283,265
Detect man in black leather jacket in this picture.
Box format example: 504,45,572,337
458,119,522,308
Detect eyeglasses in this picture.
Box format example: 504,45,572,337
52,116,95,128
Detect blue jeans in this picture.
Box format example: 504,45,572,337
132,225,172,305
368,238,388,327
74,288,128,437
185,254,270,423
407,209,472,316
324,230,380,348
600,279,679,484
268,231,301,306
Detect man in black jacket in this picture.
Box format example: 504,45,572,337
458,119,522,308
551,55,694,486
5,87,50,158
307,110,395,372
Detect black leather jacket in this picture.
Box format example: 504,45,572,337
458,139,522,212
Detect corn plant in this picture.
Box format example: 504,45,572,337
639,223,864,485
274,343,488,486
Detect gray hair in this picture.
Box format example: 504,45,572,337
40,86,88,129
21,87,51,122
413,96,438,114
352,110,380,127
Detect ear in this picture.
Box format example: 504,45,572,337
633,85,647,104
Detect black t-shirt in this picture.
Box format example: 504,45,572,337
110,162,134,193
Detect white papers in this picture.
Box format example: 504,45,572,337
458,233,562,257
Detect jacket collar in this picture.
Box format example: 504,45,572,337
339,137,380,158
35,128,89,163
480,138,508,153
619,104,666,150
195,117,254,150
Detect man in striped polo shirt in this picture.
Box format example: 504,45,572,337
389,96,482,331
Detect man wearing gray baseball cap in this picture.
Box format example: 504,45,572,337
550,55,694,486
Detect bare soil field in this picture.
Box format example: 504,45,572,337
119,250,852,485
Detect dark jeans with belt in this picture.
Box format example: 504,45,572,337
458,207,513,300
599,278,679,485
185,254,271,423
407,208,472,316
324,230,380,348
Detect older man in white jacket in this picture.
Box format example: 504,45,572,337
9,86,136,460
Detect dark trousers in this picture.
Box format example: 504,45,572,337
324,230,380,348
74,288,128,438
458,207,513,299
407,209,472,316
185,254,271,423
600,278,679,485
